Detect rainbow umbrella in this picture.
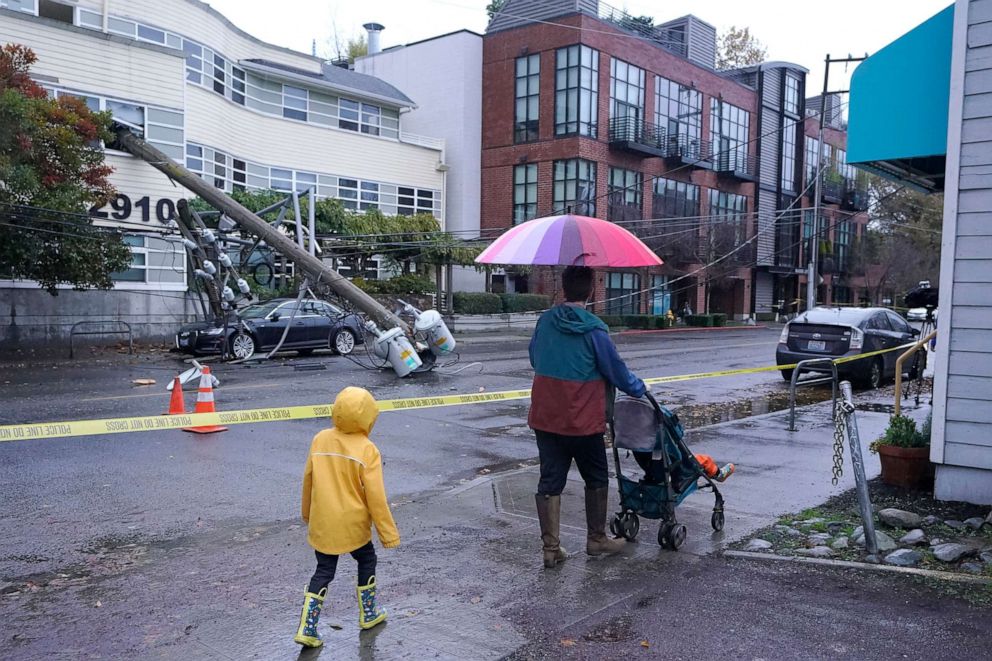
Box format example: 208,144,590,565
475,214,663,267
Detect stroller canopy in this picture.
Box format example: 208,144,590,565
613,396,665,453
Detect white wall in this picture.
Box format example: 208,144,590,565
357,31,485,291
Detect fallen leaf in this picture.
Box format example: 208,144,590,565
470,596,482,604
95,601,102,608
561,639,576,647
641,640,650,648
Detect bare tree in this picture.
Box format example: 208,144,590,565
716,26,767,70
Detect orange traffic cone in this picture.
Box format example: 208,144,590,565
182,366,228,434
166,377,186,415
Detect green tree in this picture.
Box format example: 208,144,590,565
716,26,767,70
486,0,506,21
0,44,129,294
346,35,367,63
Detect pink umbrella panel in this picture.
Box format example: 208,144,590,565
475,214,663,268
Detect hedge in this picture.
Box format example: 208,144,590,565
354,274,436,295
685,314,713,327
711,313,728,327
500,293,551,313
599,315,625,327
453,292,502,314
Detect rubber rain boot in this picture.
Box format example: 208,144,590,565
356,576,387,630
535,494,568,568
293,587,326,648
585,487,626,556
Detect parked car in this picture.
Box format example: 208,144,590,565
175,298,364,359
906,307,937,322
776,307,920,388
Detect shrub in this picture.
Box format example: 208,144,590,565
652,315,673,329
500,293,551,313
685,314,713,327
622,314,652,329
453,292,502,314
870,414,930,452
355,274,436,296
711,313,728,327
598,315,625,327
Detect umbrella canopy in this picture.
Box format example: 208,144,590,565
475,214,663,268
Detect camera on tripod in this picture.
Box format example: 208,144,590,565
904,280,939,323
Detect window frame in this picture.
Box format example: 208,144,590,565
513,163,538,225
605,272,641,315
514,54,540,144
555,44,599,138
552,158,597,216
607,167,642,221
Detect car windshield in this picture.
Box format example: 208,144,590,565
239,301,283,319
795,307,873,326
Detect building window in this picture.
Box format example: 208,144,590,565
836,219,852,271
784,73,801,116
610,57,644,134
805,136,820,187
803,209,816,242
781,120,797,193
553,159,597,216
112,235,148,282
513,164,538,224
515,54,540,143
3,1,38,16
607,167,642,222
708,190,748,245
652,178,700,219
606,272,641,315
396,187,437,216
360,181,379,209
655,76,702,153
555,44,599,137
283,85,308,121
710,99,750,172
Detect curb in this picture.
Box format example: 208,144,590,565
724,550,992,584
618,325,769,336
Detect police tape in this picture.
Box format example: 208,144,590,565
0,343,920,442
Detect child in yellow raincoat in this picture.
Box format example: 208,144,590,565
294,387,400,648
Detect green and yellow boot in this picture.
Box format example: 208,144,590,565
356,576,387,630
293,587,326,648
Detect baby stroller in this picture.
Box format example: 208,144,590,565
609,392,726,550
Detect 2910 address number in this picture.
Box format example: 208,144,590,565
89,194,176,224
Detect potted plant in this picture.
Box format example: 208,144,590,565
869,414,933,489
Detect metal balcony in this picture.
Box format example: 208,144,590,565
714,151,757,182
821,169,845,204
843,184,869,211
608,118,712,168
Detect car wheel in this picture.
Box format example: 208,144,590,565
868,357,885,389
230,332,256,360
332,328,356,355
780,368,794,382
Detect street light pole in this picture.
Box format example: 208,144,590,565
807,54,830,313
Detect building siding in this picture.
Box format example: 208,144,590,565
934,0,992,503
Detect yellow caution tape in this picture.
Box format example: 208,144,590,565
0,342,921,442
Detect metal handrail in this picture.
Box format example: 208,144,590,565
69,320,133,358
894,330,937,416
788,358,839,432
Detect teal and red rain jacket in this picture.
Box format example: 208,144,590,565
528,304,646,436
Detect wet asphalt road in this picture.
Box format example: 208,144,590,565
1,326,988,659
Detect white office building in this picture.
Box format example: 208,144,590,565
0,0,447,343
356,28,486,292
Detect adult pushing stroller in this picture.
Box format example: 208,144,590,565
609,392,727,550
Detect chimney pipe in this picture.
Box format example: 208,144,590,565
363,22,385,55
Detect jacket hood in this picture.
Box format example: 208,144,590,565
549,304,608,335
331,387,379,435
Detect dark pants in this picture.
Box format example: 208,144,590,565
535,430,609,495
307,541,377,594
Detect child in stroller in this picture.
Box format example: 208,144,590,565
610,392,734,550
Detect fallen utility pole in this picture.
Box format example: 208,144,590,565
113,126,410,335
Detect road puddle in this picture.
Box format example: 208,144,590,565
674,387,832,429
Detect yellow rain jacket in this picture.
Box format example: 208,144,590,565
301,387,400,555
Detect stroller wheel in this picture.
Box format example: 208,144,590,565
711,510,725,532
657,524,671,548
622,513,640,541
666,524,687,551
610,514,623,538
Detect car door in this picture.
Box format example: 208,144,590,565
870,312,902,373
885,311,918,372
259,302,306,348
299,300,330,345
315,302,343,344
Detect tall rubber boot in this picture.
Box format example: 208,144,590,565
535,494,568,568
585,487,626,556
293,587,326,648
356,576,387,630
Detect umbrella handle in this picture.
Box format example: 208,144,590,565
570,252,593,266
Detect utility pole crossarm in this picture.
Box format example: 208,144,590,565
113,126,411,335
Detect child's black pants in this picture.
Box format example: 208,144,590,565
307,541,377,593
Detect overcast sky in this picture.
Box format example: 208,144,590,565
204,0,950,92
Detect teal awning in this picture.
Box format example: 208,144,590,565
847,5,954,192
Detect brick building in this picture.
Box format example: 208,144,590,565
481,0,869,319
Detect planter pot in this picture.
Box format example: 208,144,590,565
877,445,934,490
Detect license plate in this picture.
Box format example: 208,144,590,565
807,340,826,351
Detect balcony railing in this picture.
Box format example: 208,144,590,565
608,117,712,166
843,184,869,211
713,151,757,181
821,168,845,204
